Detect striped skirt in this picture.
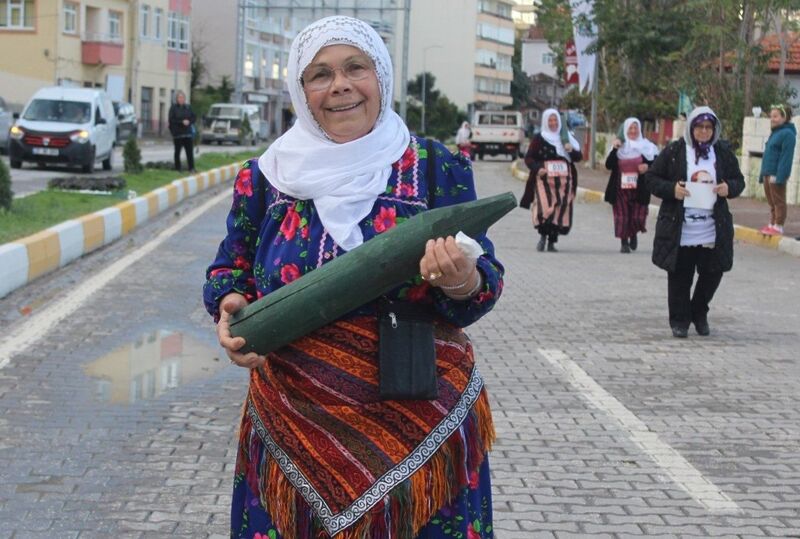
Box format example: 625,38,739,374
612,188,648,239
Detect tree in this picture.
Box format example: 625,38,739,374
123,137,143,174
511,38,532,109
535,0,796,147
404,73,467,140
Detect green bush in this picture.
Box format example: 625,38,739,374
123,137,143,174
0,156,12,211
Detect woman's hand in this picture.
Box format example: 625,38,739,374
713,181,729,198
564,143,573,152
182,119,190,126
613,138,623,149
419,237,480,299
217,293,266,369
674,181,690,200
637,163,649,174
537,168,547,179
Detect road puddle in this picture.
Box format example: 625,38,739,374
83,329,223,404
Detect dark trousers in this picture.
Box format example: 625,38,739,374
173,136,194,171
667,246,723,329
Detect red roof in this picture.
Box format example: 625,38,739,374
525,26,545,41
760,32,800,74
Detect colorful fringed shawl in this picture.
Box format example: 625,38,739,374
240,315,495,538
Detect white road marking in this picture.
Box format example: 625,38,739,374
539,348,741,514
0,189,231,370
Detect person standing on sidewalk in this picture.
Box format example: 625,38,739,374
519,108,583,252
759,103,796,236
645,106,745,338
604,117,658,253
168,90,196,173
203,17,503,539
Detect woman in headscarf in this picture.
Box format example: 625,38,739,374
604,117,658,253
759,103,796,236
203,16,503,539
519,108,583,252
644,106,744,338
455,121,472,158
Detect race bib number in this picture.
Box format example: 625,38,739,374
621,173,638,190
545,160,569,177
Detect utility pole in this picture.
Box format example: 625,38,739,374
589,56,598,168
399,0,411,122
234,0,245,104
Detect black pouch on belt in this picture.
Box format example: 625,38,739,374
377,299,438,401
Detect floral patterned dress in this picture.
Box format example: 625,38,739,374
203,138,504,539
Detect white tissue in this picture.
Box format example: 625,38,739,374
455,231,484,263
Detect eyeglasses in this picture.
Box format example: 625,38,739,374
693,124,714,131
302,58,374,92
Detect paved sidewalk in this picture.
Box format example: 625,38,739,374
0,158,798,537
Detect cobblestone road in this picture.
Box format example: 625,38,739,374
0,158,798,538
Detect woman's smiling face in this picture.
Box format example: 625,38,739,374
303,45,380,143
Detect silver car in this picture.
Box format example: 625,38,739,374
0,96,11,153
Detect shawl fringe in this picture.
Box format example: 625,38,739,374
238,389,495,539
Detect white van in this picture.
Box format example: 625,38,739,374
201,103,262,145
8,87,117,173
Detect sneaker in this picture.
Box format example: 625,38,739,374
629,235,638,251
693,317,710,336
773,225,784,235
760,225,775,235
536,237,546,252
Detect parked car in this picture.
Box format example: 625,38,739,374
113,101,137,142
0,96,11,153
469,110,525,160
8,87,117,173
201,103,262,145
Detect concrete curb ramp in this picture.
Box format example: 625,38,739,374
0,164,240,299
510,159,800,259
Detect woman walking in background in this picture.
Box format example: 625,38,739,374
645,107,744,338
519,109,583,252
759,103,796,236
455,121,473,158
604,117,658,253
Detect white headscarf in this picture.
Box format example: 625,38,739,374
618,117,658,161
456,122,471,145
540,108,580,161
258,16,410,251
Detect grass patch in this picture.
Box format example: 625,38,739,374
0,148,261,244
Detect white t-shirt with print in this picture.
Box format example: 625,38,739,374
681,146,717,247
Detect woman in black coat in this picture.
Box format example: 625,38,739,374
644,106,744,338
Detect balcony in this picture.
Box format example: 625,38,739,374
81,33,123,66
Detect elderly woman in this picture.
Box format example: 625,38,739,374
519,108,583,252
203,17,503,539
759,103,796,236
604,117,658,253
645,106,744,338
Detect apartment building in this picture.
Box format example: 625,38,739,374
0,0,192,135
401,0,515,113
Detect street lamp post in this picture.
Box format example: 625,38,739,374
421,44,442,135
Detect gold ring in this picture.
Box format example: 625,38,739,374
428,272,443,281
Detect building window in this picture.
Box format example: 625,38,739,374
109,11,121,41
64,2,77,34
141,86,153,134
542,53,555,65
140,4,150,37
476,22,514,45
0,0,34,29
167,11,189,51
154,8,162,40
244,52,254,78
